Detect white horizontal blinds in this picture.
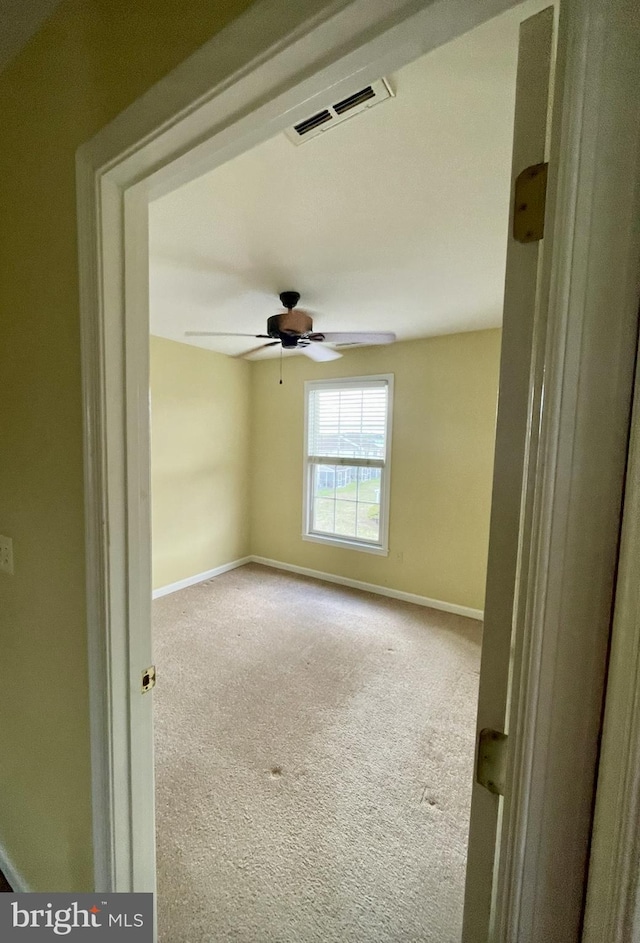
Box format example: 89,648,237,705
307,380,388,467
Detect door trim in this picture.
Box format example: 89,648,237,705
465,8,556,940
76,0,640,938
493,1,640,937
583,340,640,940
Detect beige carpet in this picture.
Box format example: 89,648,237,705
153,563,481,942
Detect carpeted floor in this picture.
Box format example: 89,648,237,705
153,563,481,942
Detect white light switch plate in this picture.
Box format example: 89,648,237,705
0,535,14,575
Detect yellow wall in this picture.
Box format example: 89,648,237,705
0,0,256,893
151,337,251,589
250,330,501,611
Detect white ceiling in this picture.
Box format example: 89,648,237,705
0,0,63,73
149,0,544,359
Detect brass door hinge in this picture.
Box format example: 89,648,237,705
513,161,548,243
476,728,508,796
142,666,156,693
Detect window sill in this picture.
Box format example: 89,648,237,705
302,533,389,556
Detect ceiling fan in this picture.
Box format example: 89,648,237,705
185,291,396,361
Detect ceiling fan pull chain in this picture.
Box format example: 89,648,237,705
279,346,283,385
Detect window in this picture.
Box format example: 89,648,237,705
303,375,393,554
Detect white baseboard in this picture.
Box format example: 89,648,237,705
0,842,30,892
249,556,484,622
153,554,484,620
152,557,252,599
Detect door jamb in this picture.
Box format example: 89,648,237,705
76,0,640,938
583,338,640,941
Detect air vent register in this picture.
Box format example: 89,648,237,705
285,78,394,145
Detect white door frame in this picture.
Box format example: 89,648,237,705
76,0,640,938
583,337,640,942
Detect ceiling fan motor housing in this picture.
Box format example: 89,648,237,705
267,310,314,346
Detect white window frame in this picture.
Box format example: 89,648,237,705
302,374,394,556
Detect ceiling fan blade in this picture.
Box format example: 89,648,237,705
300,344,343,362
235,341,280,359
315,332,396,345
185,331,271,338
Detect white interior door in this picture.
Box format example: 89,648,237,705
462,8,555,942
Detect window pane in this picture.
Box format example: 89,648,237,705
334,499,357,538
312,498,335,534
356,502,380,542
314,464,336,497
335,465,358,498
356,466,381,503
